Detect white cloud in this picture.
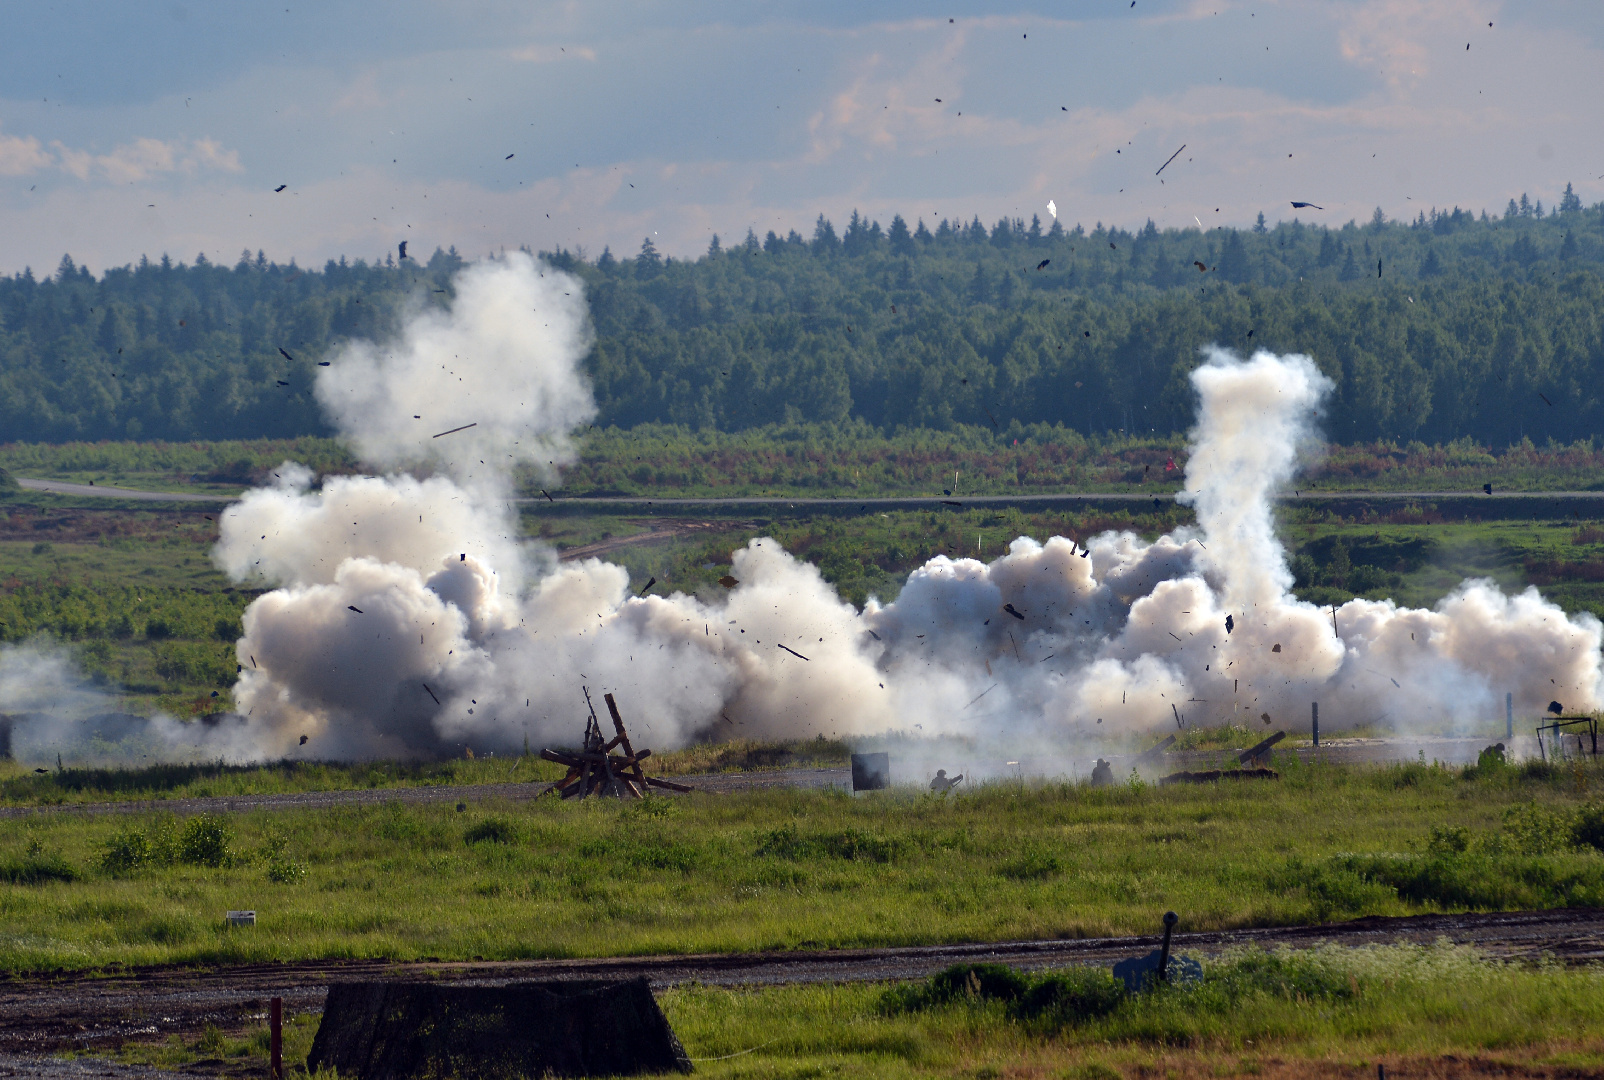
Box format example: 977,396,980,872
48,133,243,183
0,129,50,176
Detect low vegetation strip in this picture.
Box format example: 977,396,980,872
2,757,1604,975
659,942,1604,1078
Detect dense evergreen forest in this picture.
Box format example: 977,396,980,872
3,185,1603,447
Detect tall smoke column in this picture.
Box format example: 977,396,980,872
1181,348,1331,612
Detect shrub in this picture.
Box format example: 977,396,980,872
1015,969,1127,1023
1426,824,1470,854
1572,803,1604,852
266,859,306,884
463,816,518,845
882,963,1031,1013
178,814,233,867
101,828,152,873
0,853,78,884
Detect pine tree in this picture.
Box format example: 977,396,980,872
888,214,915,256
1253,212,1267,234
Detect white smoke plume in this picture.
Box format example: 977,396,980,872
16,250,1594,772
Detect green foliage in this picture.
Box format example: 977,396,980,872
0,851,78,883
996,848,1062,880
1573,803,1604,852
882,963,1033,1013
463,816,518,845
5,202,1604,446
176,814,233,867
100,827,153,873
1015,970,1129,1025
755,822,901,862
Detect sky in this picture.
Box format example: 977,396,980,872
1,0,1602,276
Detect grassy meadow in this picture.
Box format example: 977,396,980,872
8,430,1604,500
5,756,1604,977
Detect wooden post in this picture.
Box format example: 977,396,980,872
1157,911,1178,983
1311,702,1319,748
1238,730,1286,766
1506,692,1513,740
270,996,282,1079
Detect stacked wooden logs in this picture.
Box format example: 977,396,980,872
540,691,693,800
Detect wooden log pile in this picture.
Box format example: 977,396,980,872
540,690,693,800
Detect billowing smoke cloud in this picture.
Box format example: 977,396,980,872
12,250,1597,771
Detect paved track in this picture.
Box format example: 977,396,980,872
2,908,1599,1056
15,479,229,503
17,476,1604,510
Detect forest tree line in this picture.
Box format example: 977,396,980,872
1,185,1602,447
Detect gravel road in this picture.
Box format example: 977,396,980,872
3,907,1600,1059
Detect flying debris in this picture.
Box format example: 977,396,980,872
1290,202,1324,210
505,153,515,160
422,684,441,705
299,734,308,745
540,488,554,502
277,380,290,386
399,241,409,260
274,185,287,192
1194,261,1207,272
318,361,330,367
1155,144,1185,176
278,347,295,362
638,576,656,597
1484,483,1493,495
348,606,364,614
1036,259,1051,270
1540,393,1555,408
1225,615,1234,634
1549,701,1565,715
777,643,811,661
1378,258,1383,279
432,422,478,438
718,575,739,589
1004,603,1026,620
1046,199,1057,219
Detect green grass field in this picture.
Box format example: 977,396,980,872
4,757,1604,977
87,943,1604,1078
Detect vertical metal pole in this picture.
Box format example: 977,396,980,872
270,996,282,1079
1312,702,1319,748
1506,692,1513,741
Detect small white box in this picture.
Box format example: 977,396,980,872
225,910,256,927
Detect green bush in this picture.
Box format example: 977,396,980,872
463,817,518,845
882,963,1031,1013
0,853,78,884
101,828,152,873
1015,969,1127,1023
1572,803,1604,852
266,859,306,884
177,814,233,867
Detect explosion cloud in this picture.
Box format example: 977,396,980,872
5,252,1600,769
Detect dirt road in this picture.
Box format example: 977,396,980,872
2,907,1600,1057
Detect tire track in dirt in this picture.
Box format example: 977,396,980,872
3,908,1601,1055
